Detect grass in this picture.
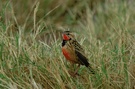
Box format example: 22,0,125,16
0,0,135,89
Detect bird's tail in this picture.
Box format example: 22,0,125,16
87,65,95,74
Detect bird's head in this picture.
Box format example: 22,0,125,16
62,31,75,41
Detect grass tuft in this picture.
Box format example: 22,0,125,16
0,0,135,89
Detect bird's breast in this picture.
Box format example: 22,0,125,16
62,46,78,63
62,47,71,60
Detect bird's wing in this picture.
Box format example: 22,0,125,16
73,41,90,67
75,49,89,67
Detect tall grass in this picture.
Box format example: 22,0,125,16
0,0,135,89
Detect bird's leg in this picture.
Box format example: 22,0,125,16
73,64,80,75
68,64,80,77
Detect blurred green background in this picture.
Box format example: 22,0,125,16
1,0,135,41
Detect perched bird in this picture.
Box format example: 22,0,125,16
62,31,95,76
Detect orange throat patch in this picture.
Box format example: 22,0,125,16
62,34,70,40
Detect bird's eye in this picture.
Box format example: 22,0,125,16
67,33,70,35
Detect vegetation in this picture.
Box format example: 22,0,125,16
0,0,135,89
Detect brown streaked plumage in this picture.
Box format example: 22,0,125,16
62,31,95,76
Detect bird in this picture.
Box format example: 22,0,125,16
61,31,95,76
